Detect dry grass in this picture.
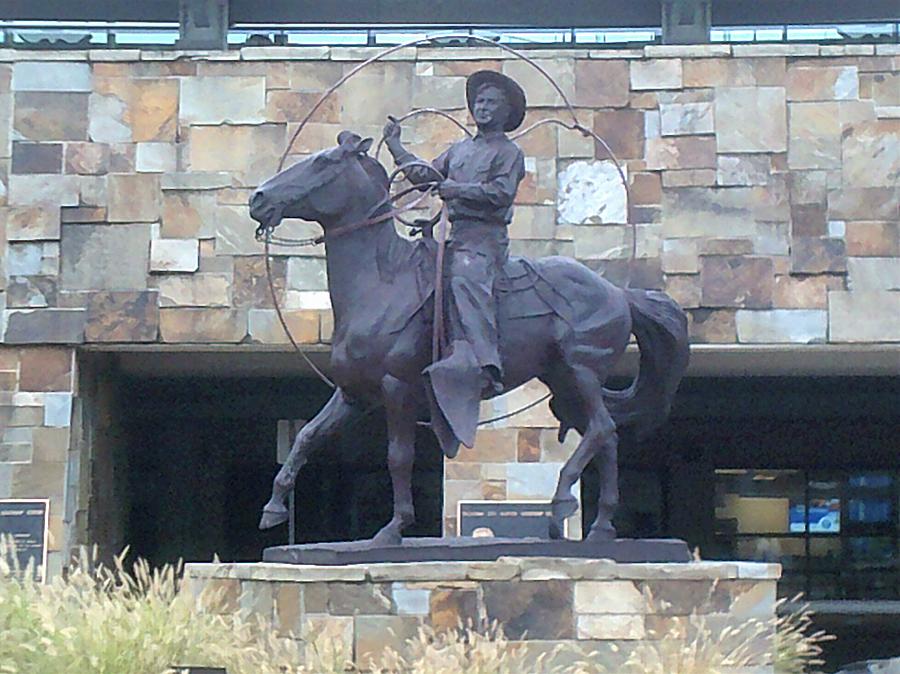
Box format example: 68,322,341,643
0,538,303,674
773,595,835,674
371,622,569,674
0,539,833,674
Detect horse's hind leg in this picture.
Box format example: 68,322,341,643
547,363,619,541
259,388,363,530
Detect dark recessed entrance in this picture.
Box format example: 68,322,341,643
83,354,442,568
580,375,900,670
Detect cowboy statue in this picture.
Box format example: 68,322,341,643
382,70,527,447
250,48,689,546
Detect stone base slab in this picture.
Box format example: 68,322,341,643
262,536,692,565
185,557,781,670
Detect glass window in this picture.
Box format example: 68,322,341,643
714,470,900,600
716,469,804,535
614,470,664,538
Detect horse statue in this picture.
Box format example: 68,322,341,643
249,131,690,546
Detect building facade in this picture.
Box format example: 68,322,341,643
0,44,898,657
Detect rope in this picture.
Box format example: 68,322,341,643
263,32,637,428
277,33,582,174
432,205,449,362
511,118,636,286
263,232,336,389
374,109,473,164
478,392,552,426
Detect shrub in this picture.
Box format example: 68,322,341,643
372,622,568,674
774,595,835,674
0,540,301,674
0,540,833,674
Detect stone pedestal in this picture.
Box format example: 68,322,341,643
263,537,692,565
185,557,781,672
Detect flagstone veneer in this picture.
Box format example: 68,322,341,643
186,558,781,670
0,44,896,566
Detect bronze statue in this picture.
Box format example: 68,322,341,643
249,71,689,546
384,71,526,402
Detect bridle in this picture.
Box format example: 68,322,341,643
253,159,443,248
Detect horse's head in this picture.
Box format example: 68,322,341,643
249,131,387,236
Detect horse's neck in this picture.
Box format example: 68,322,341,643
323,205,410,324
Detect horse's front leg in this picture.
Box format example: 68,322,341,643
370,375,417,546
259,388,363,530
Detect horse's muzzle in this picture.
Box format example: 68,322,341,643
248,189,269,223
249,190,283,239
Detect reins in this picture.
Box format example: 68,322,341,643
255,162,441,248
258,33,636,428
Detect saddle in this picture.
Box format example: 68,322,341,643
495,257,561,321
402,240,575,331
402,217,574,324
398,239,577,458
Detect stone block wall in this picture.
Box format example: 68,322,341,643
185,557,781,672
0,346,75,576
446,379,583,536
0,43,897,552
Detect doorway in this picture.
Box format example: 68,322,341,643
83,353,443,568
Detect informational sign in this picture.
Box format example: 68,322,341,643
0,499,49,582
458,500,567,539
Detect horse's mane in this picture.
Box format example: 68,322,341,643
359,154,390,191
353,153,420,283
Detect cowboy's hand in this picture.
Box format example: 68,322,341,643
382,116,402,143
438,180,462,199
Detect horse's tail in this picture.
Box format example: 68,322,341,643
602,288,690,438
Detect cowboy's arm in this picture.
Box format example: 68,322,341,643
398,148,450,186
384,119,448,185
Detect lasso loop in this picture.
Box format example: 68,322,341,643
264,33,634,426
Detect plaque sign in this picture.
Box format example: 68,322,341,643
0,499,49,582
458,500,568,539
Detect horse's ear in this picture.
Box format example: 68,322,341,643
336,131,373,157
336,130,361,148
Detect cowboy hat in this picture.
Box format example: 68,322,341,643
465,70,526,132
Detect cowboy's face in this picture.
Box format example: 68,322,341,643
473,85,510,131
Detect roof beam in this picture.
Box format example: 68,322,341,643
0,1,178,22
1,1,896,34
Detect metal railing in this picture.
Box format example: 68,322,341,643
1,21,898,50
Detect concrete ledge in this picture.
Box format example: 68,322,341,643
644,44,732,58
185,557,781,583
732,43,820,57
78,343,900,380
0,44,893,64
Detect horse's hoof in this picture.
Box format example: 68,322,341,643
548,518,567,540
584,525,617,543
551,495,579,520
259,506,289,530
549,496,577,540
370,523,403,547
